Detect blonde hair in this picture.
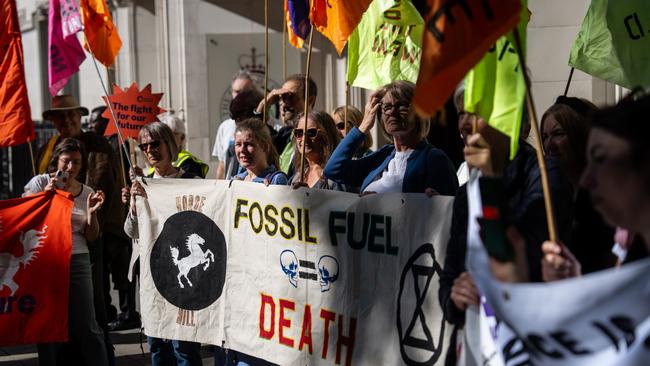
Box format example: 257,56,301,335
331,106,373,151
292,111,340,176
139,122,179,162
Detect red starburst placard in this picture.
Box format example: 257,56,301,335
102,83,165,140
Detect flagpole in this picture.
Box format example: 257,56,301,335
81,32,135,172
563,67,575,97
344,82,349,134
283,10,288,80
299,28,315,184
263,0,269,126
512,28,558,243
27,141,36,176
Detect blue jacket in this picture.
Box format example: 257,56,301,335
324,127,459,195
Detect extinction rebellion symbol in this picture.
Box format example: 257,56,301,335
397,243,445,366
151,210,227,311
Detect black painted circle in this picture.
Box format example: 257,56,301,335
396,243,445,366
151,211,227,310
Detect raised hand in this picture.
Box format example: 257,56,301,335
87,190,105,214
358,91,382,134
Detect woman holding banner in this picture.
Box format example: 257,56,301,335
122,122,203,366
324,80,458,195
290,111,345,190
23,138,109,366
232,118,288,185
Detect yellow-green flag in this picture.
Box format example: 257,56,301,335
347,0,423,90
465,2,528,159
569,0,650,89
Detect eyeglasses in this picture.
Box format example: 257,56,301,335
138,140,161,152
381,102,411,114
293,128,318,139
336,122,349,131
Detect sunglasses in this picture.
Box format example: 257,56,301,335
138,140,161,152
293,128,318,139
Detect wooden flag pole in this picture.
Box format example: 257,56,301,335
27,141,36,176
564,67,575,97
263,0,269,126
344,82,350,134
299,28,315,184
282,10,288,80
512,28,558,243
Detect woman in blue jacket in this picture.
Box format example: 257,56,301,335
324,80,458,195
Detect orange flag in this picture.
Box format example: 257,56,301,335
413,0,522,116
80,0,122,67
311,0,372,55
0,0,35,147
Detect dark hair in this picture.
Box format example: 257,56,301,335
375,80,430,140
139,122,179,161
285,74,317,105
292,111,340,176
49,138,88,174
230,89,264,122
235,118,280,168
540,97,596,171
591,93,650,171
90,106,109,135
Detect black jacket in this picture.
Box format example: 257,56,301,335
439,144,574,327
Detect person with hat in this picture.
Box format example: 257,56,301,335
37,95,122,363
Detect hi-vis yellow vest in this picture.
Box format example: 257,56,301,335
147,149,208,177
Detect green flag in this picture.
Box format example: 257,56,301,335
464,3,528,159
569,0,650,89
347,0,423,89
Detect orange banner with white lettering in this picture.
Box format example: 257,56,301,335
413,0,522,116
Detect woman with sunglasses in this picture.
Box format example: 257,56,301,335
24,138,109,366
122,122,202,366
324,80,458,195
290,111,345,190
232,118,288,185
331,106,373,159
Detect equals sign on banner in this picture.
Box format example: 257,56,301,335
299,260,318,281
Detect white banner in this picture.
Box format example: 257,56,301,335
135,179,455,365
464,175,650,366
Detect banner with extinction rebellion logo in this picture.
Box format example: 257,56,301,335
135,179,454,365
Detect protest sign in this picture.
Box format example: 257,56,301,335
413,0,522,117
464,175,650,365
347,0,424,90
0,191,73,346
135,179,454,365
102,83,165,139
569,0,650,89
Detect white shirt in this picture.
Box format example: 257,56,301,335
24,174,94,255
364,150,413,194
457,161,469,186
211,119,236,161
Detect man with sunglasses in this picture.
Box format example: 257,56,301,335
256,74,317,175
36,94,121,365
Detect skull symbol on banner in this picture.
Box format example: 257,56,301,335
280,250,299,288
318,255,339,292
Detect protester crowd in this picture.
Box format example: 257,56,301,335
23,69,650,366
